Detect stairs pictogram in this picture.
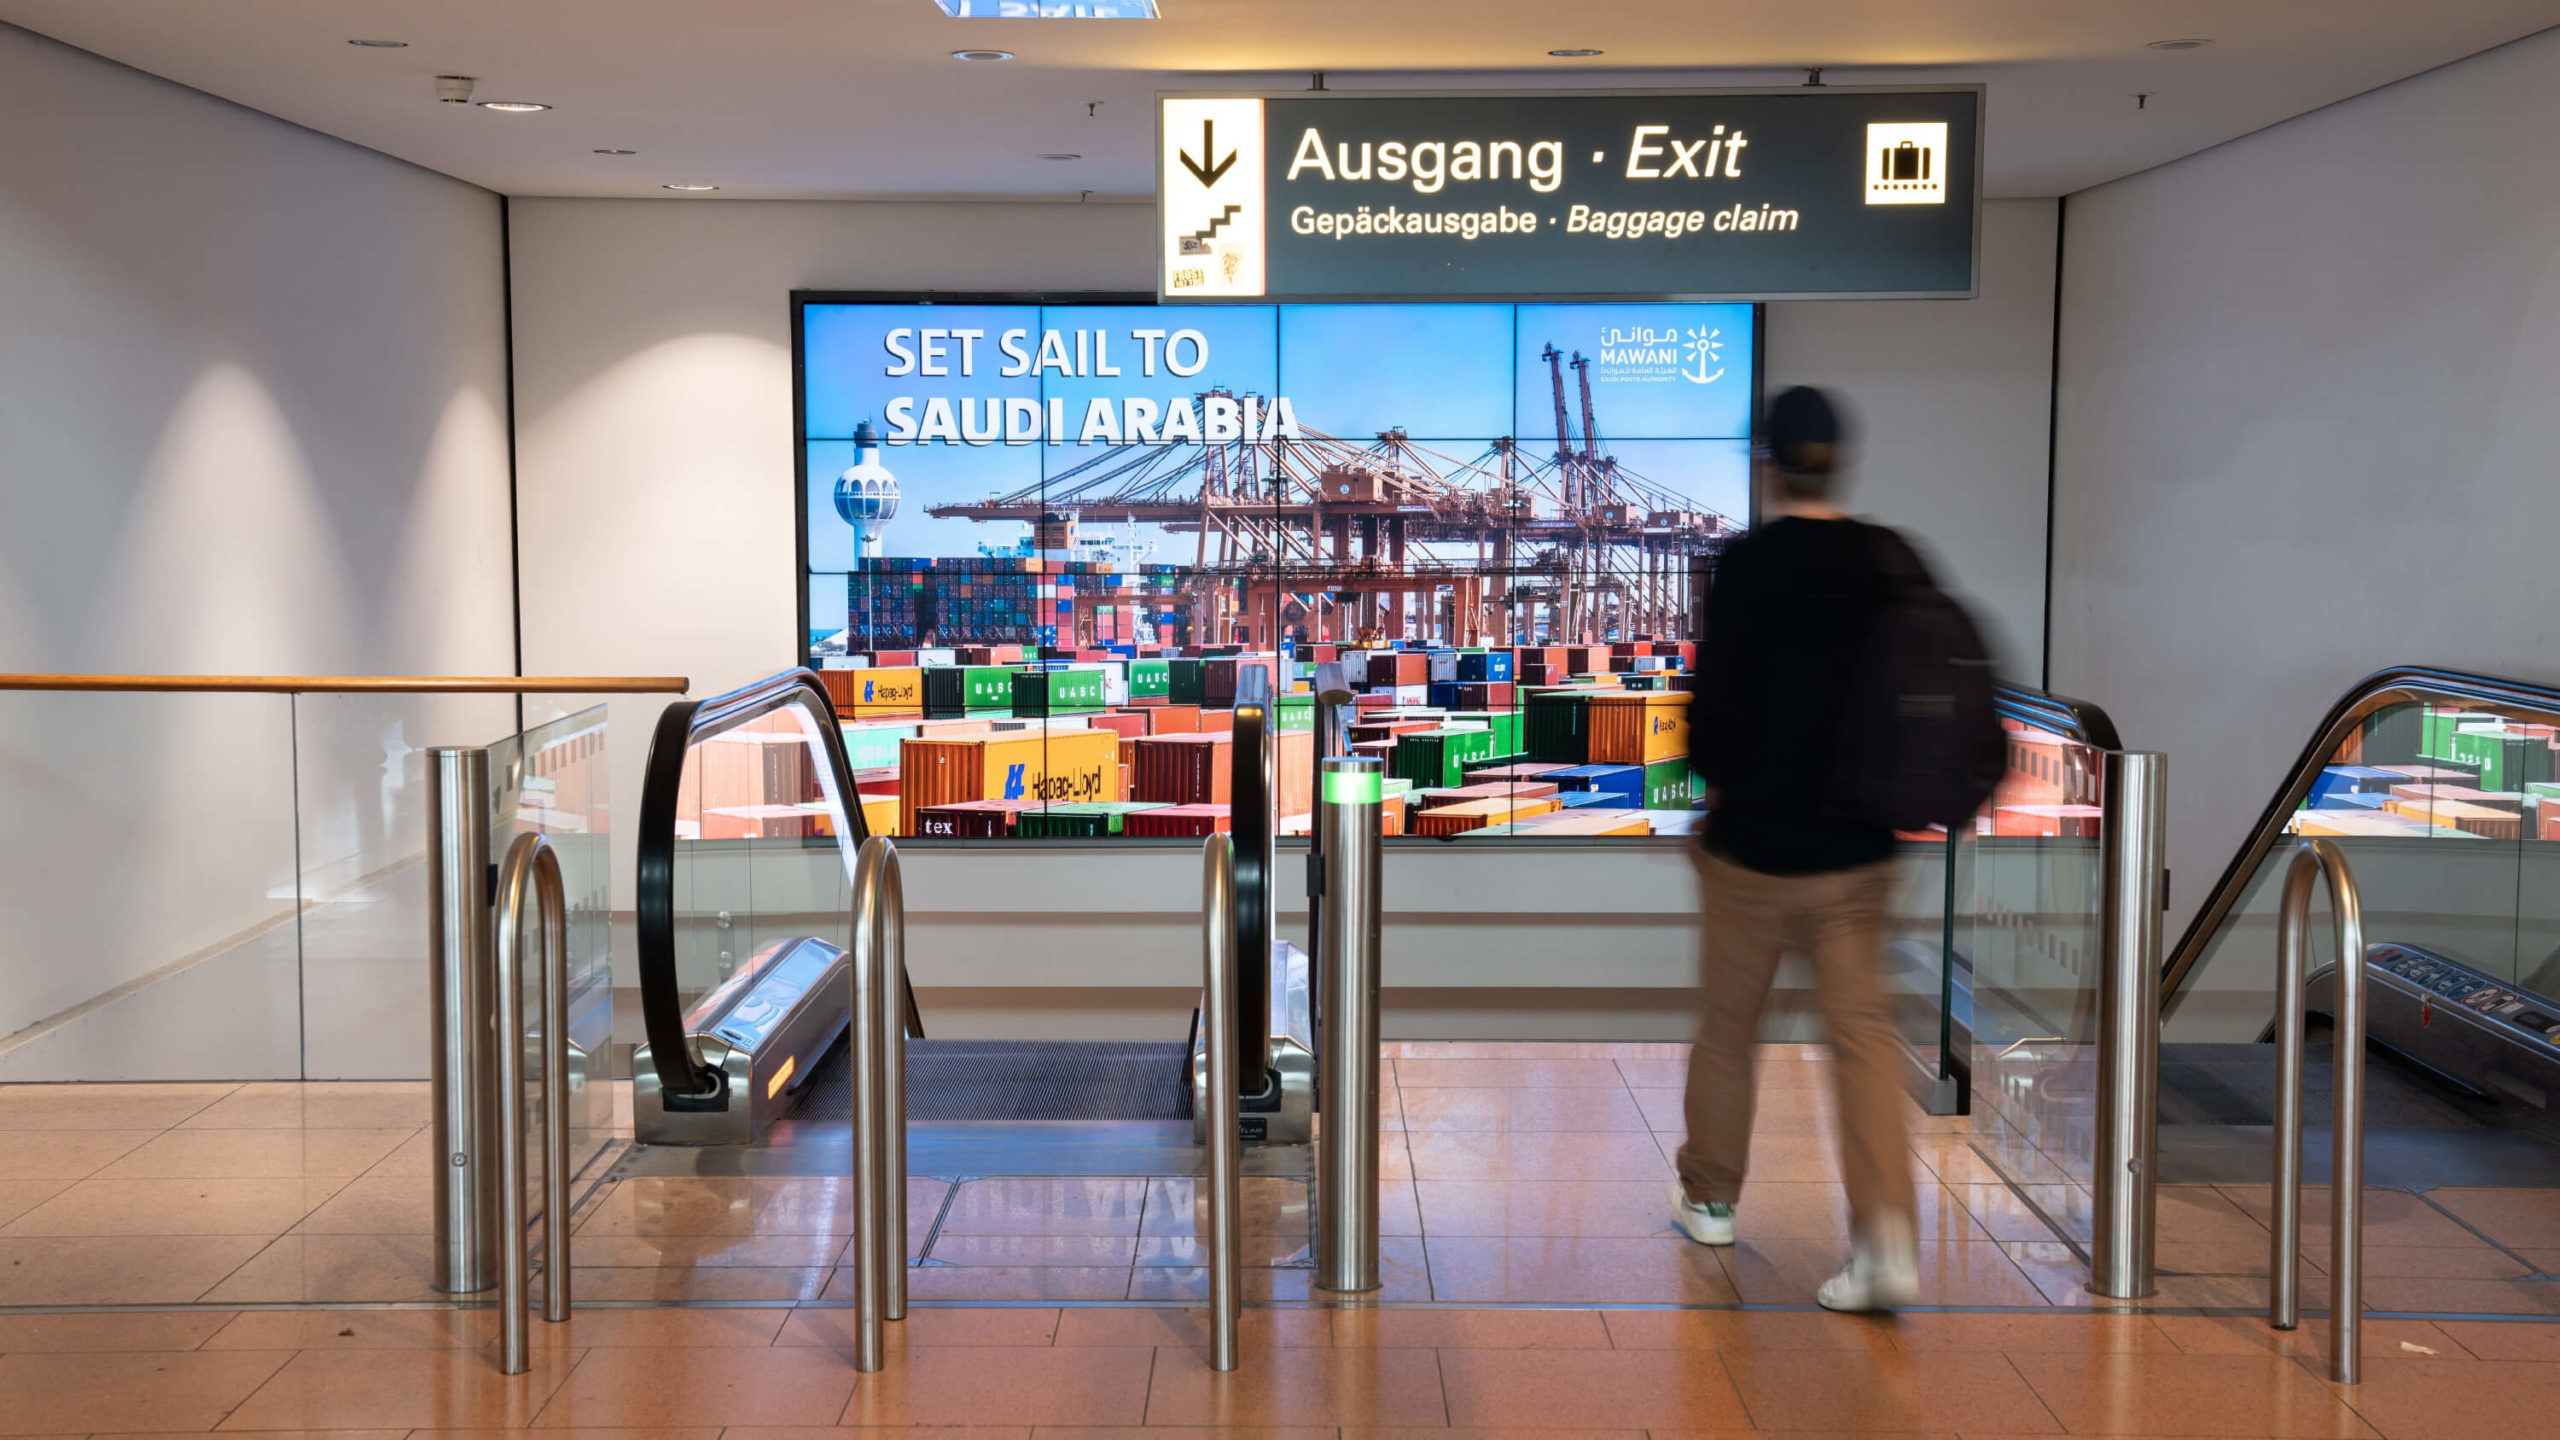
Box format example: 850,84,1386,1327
1184,204,1244,247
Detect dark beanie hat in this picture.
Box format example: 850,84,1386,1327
1763,385,1844,466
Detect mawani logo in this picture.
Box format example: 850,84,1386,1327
1683,326,1725,385
1594,322,1725,386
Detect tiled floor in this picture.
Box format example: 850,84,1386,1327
0,1303,2552,1437
5,1044,2560,1315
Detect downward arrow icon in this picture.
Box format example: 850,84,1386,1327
1179,117,1238,188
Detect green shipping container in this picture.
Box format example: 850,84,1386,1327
2449,729,2554,794
1523,691,1593,764
1169,657,1207,705
1275,695,1314,733
1012,668,1107,715
1442,709,1522,758
1014,801,1167,838
1643,757,1701,810
1129,658,1171,699
925,665,1021,716
840,722,916,773
1394,727,1498,790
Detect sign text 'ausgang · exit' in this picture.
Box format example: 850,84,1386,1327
1158,88,1981,302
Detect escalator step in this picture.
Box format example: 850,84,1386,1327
793,1036,1194,1123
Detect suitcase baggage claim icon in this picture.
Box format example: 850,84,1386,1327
1865,122,1949,204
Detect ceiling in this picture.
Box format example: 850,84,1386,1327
4,0,2554,201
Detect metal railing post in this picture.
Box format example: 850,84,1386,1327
1315,757,1384,1294
427,749,497,1294
492,831,571,1375
2092,750,2166,1299
849,836,908,1372
2272,838,2366,1384
1202,834,1242,1372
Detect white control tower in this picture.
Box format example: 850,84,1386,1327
831,420,899,558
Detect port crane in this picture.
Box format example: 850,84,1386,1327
923,350,1737,646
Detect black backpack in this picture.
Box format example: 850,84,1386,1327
1826,530,2006,832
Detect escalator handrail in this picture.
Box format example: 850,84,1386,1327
1996,680,2123,751
2159,665,2560,1001
635,667,874,1103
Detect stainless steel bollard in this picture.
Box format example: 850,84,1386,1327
427,749,498,1295
492,832,571,1375
1314,757,1384,1294
850,837,909,1372
2092,750,2166,1300
1202,835,1243,1372
2272,838,2367,1384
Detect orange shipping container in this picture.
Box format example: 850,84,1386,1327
1413,795,1561,836
835,666,925,714
896,728,1121,835
1276,726,1315,821
1586,691,1690,765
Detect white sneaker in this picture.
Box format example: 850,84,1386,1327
1815,1214,1920,1312
1670,1180,1736,1246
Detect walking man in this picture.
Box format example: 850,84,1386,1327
1670,385,1997,1311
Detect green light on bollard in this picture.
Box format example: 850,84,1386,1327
1323,769,1382,805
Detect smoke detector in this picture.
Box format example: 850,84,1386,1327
434,75,477,104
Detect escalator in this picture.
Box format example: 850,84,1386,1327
1970,668,2560,1223
2154,667,2560,1182
615,667,1307,1179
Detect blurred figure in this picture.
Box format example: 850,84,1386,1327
1670,385,1999,1312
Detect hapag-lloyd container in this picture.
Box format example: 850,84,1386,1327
1586,691,1690,766
897,728,1120,835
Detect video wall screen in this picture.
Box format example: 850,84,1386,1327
794,293,1756,842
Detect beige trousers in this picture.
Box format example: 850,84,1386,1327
1675,848,1916,1230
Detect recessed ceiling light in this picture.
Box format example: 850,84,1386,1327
594,148,638,156
952,49,1015,62
1549,48,1604,58
2146,38,2213,51
346,39,408,49
662,183,720,192
1039,153,1082,161
477,100,552,113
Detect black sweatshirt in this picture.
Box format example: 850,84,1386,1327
1691,515,1908,876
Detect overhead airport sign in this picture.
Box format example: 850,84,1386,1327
1158,87,1981,302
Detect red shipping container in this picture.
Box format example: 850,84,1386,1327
1132,734,1233,805
1611,641,1654,657
1453,681,1514,709
1368,652,1428,688
914,799,1042,838
1125,803,1232,837
875,650,917,666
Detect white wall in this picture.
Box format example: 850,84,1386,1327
0,24,516,1076
1768,199,2059,675
509,192,2061,1038
2048,27,2560,957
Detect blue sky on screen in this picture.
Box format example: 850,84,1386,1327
1036,305,1278,422
1511,303,1753,441
806,438,1039,567
1276,305,1514,441
803,304,1038,437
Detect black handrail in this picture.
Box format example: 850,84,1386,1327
1229,699,1273,1091
634,668,877,1105
2159,666,2560,1000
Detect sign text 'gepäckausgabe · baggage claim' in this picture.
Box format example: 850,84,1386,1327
1158,89,1981,302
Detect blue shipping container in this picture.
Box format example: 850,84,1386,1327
1456,651,1515,682
1546,763,1644,804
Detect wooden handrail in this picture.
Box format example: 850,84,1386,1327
0,675,687,695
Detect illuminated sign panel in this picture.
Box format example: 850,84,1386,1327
1158,88,1980,301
